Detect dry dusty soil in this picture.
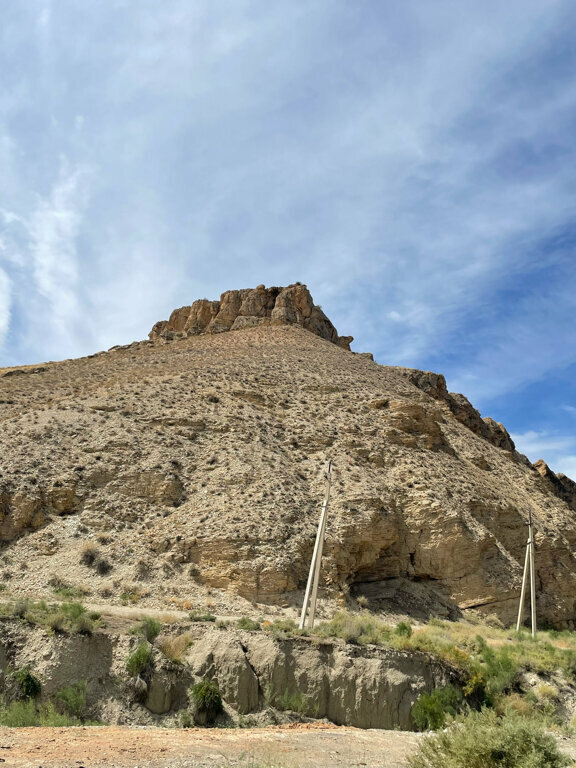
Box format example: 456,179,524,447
0,725,422,768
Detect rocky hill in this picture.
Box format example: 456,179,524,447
1,283,576,627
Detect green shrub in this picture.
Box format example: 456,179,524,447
189,610,216,622
179,710,193,728
279,689,308,714
395,621,413,638
412,685,462,731
55,681,87,719
12,599,29,618
263,618,299,637
481,646,520,703
10,666,41,699
131,616,162,642
236,616,261,631
190,678,223,725
407,709,571,768
126,642,152,677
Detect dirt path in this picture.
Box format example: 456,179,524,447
0,725,422,767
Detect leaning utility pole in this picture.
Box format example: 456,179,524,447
516,509,537,637
299,460,332,630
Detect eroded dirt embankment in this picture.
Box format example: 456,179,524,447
0,617,459,730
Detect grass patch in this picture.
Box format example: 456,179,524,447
4,600,100,635
130,616,162,642
0,699,99,727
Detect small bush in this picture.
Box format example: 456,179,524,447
56,681,87,719
80,544,99,566
395,621,413,638
12,599,29,618
236,616,261,631
179,710,193,728
9,666,41,699
189,610,216,622
190,678,223,725
126,642,152,677
95,557,112,575
407,709,571,768
263,618,299,636
480,646,520,703
131,616,162,642
412,685,462,731
279,689,308,714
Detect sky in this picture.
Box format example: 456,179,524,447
1,1,575,478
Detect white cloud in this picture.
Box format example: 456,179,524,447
511,430,575,456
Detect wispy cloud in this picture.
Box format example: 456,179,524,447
0,159,92,361
28,161,91,335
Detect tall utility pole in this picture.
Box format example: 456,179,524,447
299,460,332,630
516,509,537,637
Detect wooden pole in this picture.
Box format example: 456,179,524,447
516,537,530,632
299,461,332,630
529,510,537,637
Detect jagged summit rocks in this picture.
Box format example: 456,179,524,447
149,283,354,350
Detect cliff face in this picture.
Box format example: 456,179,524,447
149,283,353,350
1,285,576,628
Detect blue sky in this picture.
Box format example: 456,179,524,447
1,1,575,478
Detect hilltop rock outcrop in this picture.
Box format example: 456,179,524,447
149,283,353,350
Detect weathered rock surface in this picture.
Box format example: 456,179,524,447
149,283,353,350
1,289,576,628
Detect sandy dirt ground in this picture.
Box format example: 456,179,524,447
0,725,422,768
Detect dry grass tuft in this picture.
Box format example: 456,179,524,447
157,632,193,662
